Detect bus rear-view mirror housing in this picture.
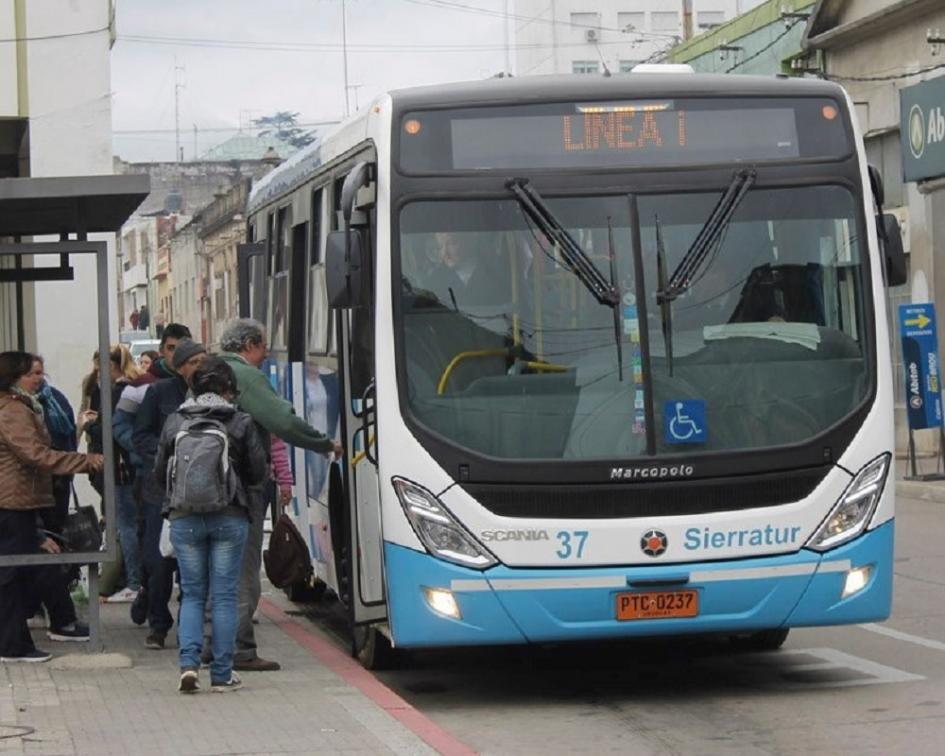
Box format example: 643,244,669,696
327,229,364,308
880,213,907,287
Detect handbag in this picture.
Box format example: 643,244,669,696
60,485,103,553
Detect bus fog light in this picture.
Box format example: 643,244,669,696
393,477,497,570
807,454,890,552
423,587,461,619
842,566,871,598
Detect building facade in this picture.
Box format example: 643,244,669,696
197,179,252,349
802,0,944,451
667,0,816,75
513,0,758,77
0,0,117,409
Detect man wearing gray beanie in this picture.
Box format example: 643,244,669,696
131,335,208,650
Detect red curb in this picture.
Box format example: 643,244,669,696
259,598,478,756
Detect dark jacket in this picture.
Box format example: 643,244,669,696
132,375,189,505
153,398,268,517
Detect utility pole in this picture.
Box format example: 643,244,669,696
503,0,511,76
682,0,693,41
174,60,185,162
341,0,350,117
193,124,198,162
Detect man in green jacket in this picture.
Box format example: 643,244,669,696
219,318,341,672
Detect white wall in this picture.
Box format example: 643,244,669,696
19,0,116,410
514,0,743,77
0,2,17,116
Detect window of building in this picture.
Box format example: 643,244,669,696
619,59,643,72
698,11,725,30
651,11,679,32
572,60,600,74
617,12,644,31
570,12,599,29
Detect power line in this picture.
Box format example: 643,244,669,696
114,121,340,135
826,60,945,83
0,25,109,43
117,33,648,53
725,20,800,74
398,0,680,41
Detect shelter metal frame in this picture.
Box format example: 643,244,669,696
0,174,150,651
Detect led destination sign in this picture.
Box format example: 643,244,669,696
399,97,849,172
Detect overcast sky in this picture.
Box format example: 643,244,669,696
111,0,511,161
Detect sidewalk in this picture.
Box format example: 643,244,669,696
895,456,945,502
0,595,448,756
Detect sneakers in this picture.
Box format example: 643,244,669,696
178,668,200,694
210,672,243,693
47,623,90,642
145,633,166,650
105,587,140,603
233,656,280,672
1,649,52,663
130,589,148,626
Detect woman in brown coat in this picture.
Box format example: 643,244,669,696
0,351,103,663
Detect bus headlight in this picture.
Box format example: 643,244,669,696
807,454,890,552
392,477,498,569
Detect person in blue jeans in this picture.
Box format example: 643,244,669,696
154,358,267,693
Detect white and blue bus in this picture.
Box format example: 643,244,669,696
242,68,905,668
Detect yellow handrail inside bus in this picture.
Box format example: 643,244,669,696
351,433,376,467
520,361,569,373
437,349,509,395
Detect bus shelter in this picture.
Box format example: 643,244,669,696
0,174,150,650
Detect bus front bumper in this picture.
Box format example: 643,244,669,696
383,521,893,648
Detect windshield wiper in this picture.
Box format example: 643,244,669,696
654,214,674,375
507,179,620,307
507,178,624,381
657,168,756,304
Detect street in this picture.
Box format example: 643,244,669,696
289,492,945,756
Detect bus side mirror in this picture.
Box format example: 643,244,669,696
879,213,907,287
326,229,364,308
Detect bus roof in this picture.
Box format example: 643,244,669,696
388,73,847,111
248,73,847,216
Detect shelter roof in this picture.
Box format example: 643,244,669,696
0,174,151,237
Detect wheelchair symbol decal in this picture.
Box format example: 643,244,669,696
664,400,707,445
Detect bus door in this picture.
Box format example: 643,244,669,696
330,161,386,626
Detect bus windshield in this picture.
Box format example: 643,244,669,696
397,184,870,460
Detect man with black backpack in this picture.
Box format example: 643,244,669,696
155,357,267,693
132,336,207,649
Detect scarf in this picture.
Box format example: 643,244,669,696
181,393,234,410
37,382,76,439
12,386,44,416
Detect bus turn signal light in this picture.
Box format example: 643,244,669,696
404,119,422,135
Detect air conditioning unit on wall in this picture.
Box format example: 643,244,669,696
585,29,599,42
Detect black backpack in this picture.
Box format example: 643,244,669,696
264,514,312,589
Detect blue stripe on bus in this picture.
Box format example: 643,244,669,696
383,521,893,648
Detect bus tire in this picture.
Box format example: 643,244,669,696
730,628,790,652
353,625,398,670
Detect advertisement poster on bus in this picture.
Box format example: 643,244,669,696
899,303,943,430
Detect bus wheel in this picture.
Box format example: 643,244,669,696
730,628,790,652
353,624,398,670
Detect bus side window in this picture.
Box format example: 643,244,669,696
288,220,308,362
269,206,291,351
308,187,331,355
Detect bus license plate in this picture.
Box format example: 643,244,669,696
616,590,699,621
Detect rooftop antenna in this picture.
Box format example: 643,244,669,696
174,59,185,163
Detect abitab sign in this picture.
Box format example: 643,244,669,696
901,75,945,182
